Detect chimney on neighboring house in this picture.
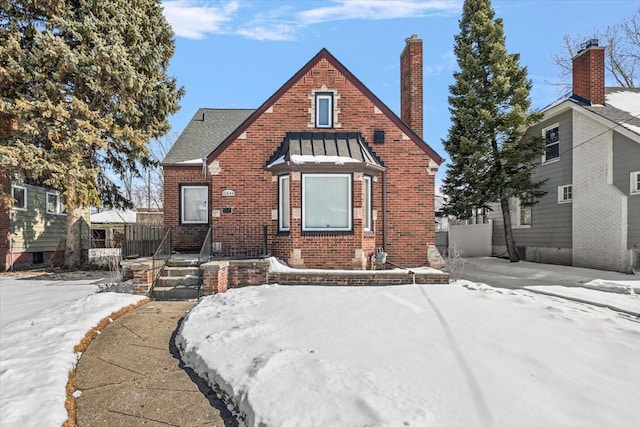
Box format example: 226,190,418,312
400,34,423,139
572,39,605,105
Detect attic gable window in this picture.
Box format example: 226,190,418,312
543,123,560,163
315,93,333,128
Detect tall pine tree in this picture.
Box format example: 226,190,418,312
0,0,183,269
441,0,545,262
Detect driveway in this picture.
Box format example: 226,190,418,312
459,256,637,289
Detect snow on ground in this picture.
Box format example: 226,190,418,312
0,278,145,427
177,281,640,427
268,256,445,275
525,281,640,315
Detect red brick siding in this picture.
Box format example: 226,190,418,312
400,35,423,138
166,57,437,269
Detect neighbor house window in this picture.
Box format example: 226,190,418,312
11,185,26,210
363,175,372,232
558,185,572,204
279,175,290,231
543,124,560,163
302,174,352,231
631,171,640,195
315,93,333,128
513,198,531,228
46,192,64,214
181,185,208,224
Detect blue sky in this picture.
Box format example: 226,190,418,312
160,0,638,188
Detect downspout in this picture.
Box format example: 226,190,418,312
382,171,387,251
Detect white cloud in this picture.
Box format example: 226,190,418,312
162,0,239,39
237,24,297,42
162,0,461,41
425,50,456,77
298,0,461,25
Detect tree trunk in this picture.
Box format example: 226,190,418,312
500,197,520,262
64,206,84,270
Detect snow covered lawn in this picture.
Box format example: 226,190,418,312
0,278,145,427
177,282,640,427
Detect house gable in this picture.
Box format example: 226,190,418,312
205,48,443,166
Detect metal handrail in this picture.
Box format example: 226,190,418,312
196,226,212,299
150,227,172,296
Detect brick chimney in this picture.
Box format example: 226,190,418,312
400,34,423,138
572,39,605,105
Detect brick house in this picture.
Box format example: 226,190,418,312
488,40,640,273
162,35,444,269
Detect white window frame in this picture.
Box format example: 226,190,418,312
180,185,208,224
278,175,290,231
302,173,352,232
557,185,573,204
315,93,333,128
631,171,640,195
46,192,65,215
513,198,531,228
363,175,372,232
11,185,27,211
542,123,560,164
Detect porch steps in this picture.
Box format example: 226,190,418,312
152,258,203,301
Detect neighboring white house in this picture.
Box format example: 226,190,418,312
489,40,640,273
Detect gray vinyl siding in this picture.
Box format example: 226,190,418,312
490,110,574,249
612,132,640,250
9,183,89,252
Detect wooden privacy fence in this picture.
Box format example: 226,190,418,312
121,224,166,259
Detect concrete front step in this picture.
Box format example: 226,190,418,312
162,266,199,277
152,286,200,301
156,275,200,287
166,259,201,268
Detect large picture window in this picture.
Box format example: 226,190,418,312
279,175,290,231
364,176,372,232
302,174,352,231
181,185,208,224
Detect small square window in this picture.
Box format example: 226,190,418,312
315,93,333,128
558,185,572,204
181,185,208,224
631,171,640,195
46,192,64,214
542,124,560,163
11,185,26,210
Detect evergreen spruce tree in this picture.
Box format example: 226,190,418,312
441,0,545,262
0,0,183,269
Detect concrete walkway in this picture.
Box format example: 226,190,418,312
75,301,237,427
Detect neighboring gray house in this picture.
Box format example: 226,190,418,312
489,41,640,273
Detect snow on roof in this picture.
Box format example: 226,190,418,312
90,209,136,224
178,158,204,164
606,90,640,116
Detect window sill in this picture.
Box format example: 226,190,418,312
302,230,354,236
541,158,560,165
277,230,290,235
513,225,531,229
11,207,27,211
557,200,572,204
47,212,67,216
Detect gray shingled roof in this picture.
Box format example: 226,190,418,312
266,132,383,167
577,88,640,137
163,108,254,164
